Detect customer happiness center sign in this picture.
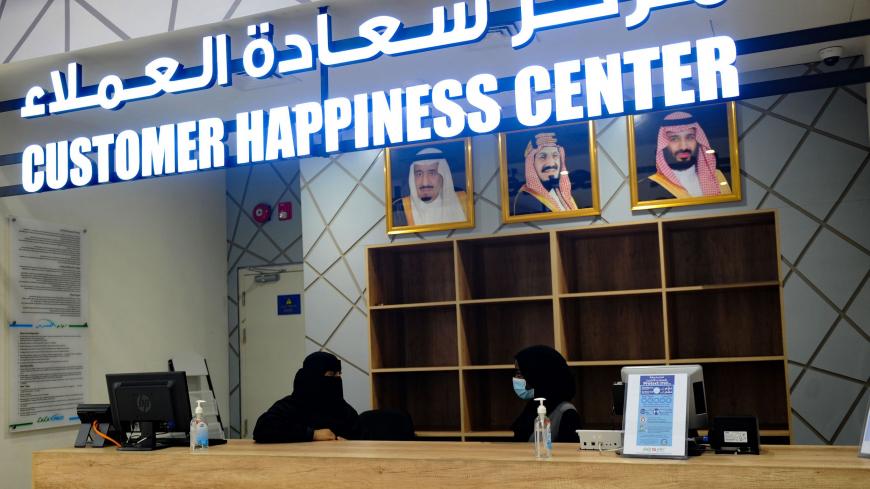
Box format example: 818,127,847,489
19,0,737,193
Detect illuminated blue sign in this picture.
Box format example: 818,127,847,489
19,0,736,193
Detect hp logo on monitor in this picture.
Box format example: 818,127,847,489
136,394,152,413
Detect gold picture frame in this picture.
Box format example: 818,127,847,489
628,102,741,211
499,121,601,224
385,137,475,235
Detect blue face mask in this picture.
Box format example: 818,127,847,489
512,377,535,400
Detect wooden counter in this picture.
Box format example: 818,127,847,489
33,440,869,488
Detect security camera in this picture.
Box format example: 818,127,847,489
819,46,843,66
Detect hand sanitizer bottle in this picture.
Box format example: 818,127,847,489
533,397,552,460
190,400,208,453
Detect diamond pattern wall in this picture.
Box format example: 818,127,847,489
0,0,306,64
299,59,869,445
225,159,302,438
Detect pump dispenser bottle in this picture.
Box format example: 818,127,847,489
190,400,208,452
533,397,552,460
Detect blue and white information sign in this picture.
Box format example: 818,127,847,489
277,294,302,315
623,373,689,458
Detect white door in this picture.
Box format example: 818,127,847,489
239,265,306,439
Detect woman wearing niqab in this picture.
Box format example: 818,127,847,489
253,351,359,442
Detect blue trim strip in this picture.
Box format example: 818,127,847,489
10,324,33,327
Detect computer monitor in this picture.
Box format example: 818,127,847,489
106,371,191,450
620,365,708,430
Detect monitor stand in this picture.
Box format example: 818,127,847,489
118,422,170,451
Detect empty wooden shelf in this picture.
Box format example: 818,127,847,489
371,371,461,432
667,285,783,359
370,305,458,369
366,210,791,442
463,369,526,433
662,212,779,287
557,224,661,293
457,233,552,300
461,299,554,366
368,242,455,306
561,294,665,362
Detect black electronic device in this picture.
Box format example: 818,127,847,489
106,371,192,451
709,416,760,454
612,381,625,416
74,403,120,448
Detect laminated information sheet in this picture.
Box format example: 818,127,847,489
7,218,89,432
623,373,688,458
8,326,89,431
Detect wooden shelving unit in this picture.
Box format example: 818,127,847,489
367,210,791,443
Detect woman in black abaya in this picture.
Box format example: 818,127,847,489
253,351,359,442
510,345,581,443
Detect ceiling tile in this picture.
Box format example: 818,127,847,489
812,323,870,381
245,163,290,207
272,159,300,187
799,228,870,309
337,358,371,413
324,308,370,372
336,149,380,180
0,1,49,61
833,390,868,446
791,369,862,440
304,279,352,344
226,165,251,203
762,194,818,262
774,133,865,219
324,258,362,304
788,363,803,389
306,232,341,275
13,0,64,61
597,116,628,176
845,280,870,337
246,231,281,262
828,165,870,251
360,151,387,201
344,219,388,293
307,162,358,224
815,90,870,147
736,104,763,137
783,275,839,363
771,88,833,126
173,0,235,30
789,413,825,444
87,0,171,39
301,187,325,255
330,187,384,253
739,115,805,186
597,148,624,209
602,185,650,223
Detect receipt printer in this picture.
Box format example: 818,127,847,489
709,416,760,455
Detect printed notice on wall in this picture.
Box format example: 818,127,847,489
8,325,89,431
9,218,88,326
7,217,89,432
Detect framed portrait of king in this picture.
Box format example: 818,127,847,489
499,122,600,224
629,102,741,210
385,138,474,235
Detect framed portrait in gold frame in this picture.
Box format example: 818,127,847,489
498,121,600,224
385,137,474,235
628,102,741,211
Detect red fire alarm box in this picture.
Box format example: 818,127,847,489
277,202,293,221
